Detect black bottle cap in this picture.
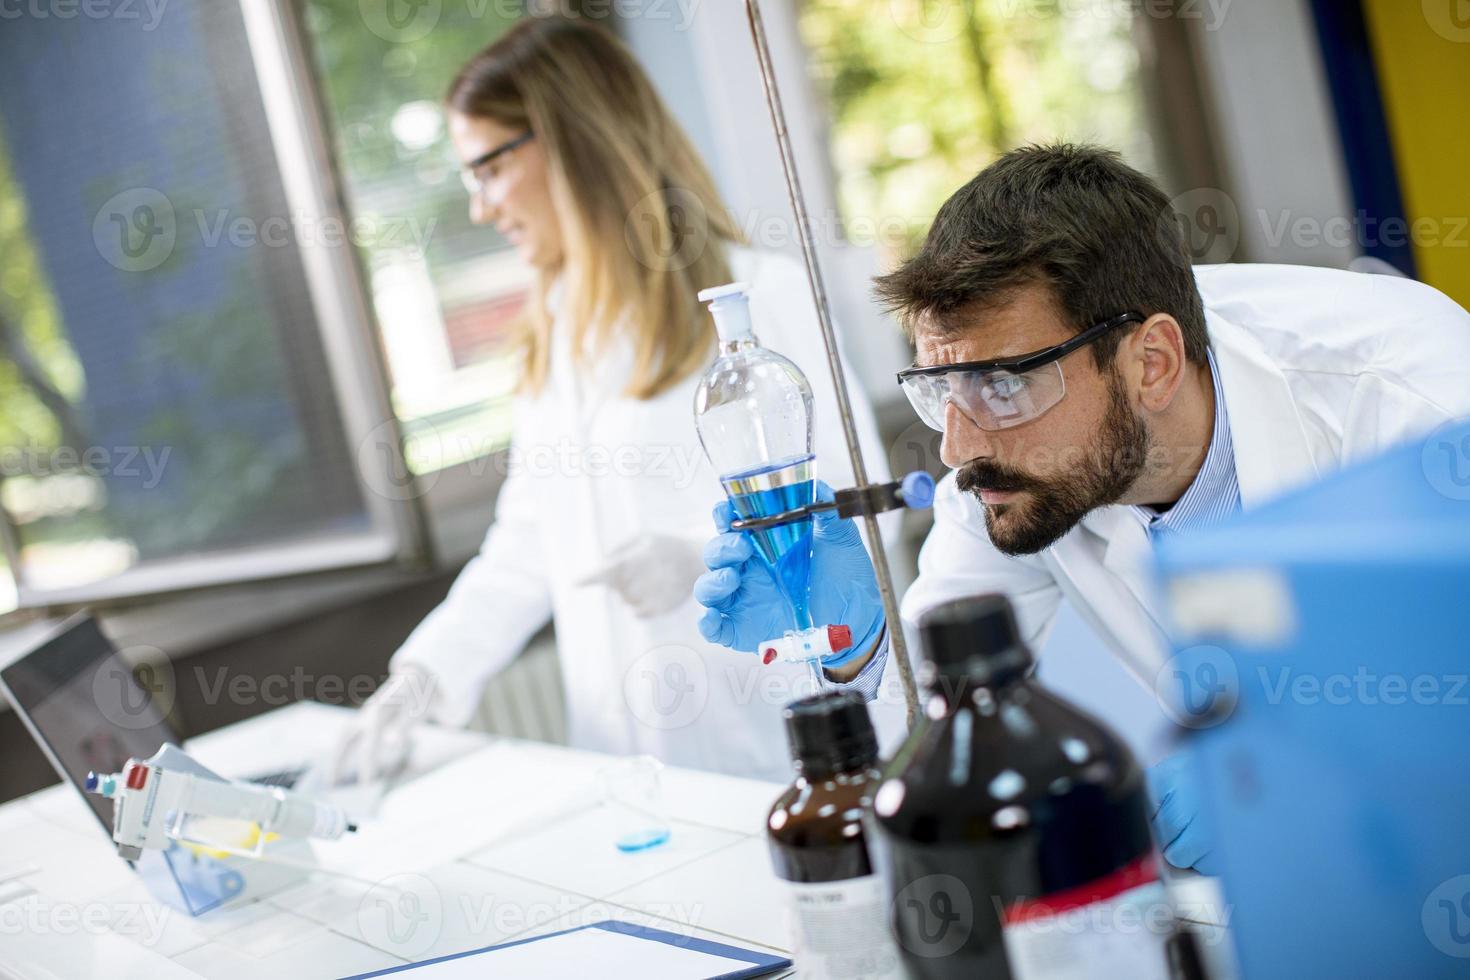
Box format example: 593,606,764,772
917,593,1035,686
783,691,878,778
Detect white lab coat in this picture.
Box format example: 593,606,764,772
869,263,1470,733
393,245,891,782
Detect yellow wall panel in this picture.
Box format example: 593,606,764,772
1361,1,1470,308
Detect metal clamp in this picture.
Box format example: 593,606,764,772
731,471,936,533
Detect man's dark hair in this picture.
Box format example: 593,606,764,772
874,143,1209,369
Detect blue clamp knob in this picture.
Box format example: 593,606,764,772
84,771,99,793
900,470,936,510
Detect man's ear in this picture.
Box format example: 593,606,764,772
1124,313,1188,413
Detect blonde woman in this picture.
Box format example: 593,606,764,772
334,18,890,783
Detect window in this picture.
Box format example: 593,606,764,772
301,1,531,475
799,0,1168,263
0,3,423,608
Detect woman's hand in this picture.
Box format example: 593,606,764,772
578,534,707,619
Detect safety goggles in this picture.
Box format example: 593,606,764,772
897,312,1143,431
459,130,535,197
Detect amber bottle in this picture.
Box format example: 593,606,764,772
767,691,903,979
872,594,1178,979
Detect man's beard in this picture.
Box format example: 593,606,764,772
956,371,1151,556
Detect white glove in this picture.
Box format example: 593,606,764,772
576,533,706,619
330,664,440,786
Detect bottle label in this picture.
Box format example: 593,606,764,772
784,874,905,980
999,854,1174,980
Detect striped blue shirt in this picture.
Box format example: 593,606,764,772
832,624,889,701
1130,348,1240,541
839,349,1239,703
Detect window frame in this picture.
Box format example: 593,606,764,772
0,0,432,610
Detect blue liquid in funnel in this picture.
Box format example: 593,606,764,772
721,455,816,631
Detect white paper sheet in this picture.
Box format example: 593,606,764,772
353,926,771,979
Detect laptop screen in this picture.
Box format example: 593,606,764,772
0,614,179,832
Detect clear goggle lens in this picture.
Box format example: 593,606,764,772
901,361,1066,432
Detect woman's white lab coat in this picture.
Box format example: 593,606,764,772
392,246,891,782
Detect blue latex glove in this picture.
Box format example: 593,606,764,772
694,481,884,666
1147,751,1220,876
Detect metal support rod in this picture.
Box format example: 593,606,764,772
744,0,920,729
0,482,26,595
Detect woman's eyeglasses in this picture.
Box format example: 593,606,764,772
459,130,535,197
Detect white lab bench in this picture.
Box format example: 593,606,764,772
0,702,798,979
0,701,1233,979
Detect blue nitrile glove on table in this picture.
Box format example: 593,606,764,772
695,480,884,668
1148,750,1220,876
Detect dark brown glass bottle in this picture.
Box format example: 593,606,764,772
767,691,904,979
871,594,1177,979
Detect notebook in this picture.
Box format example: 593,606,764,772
339,920,791,979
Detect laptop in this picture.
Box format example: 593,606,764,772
0,611,306,839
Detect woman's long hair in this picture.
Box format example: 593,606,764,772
447,18,743,400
